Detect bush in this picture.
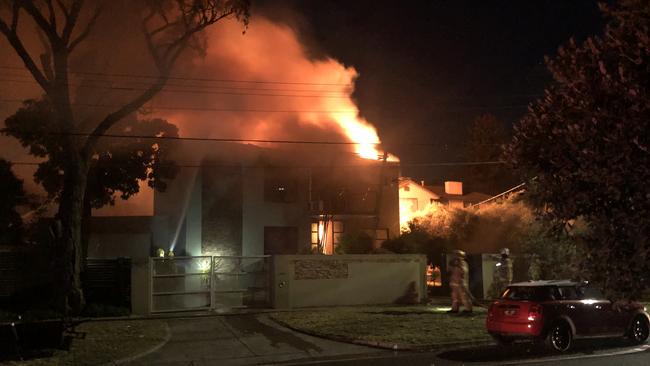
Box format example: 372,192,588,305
335,232,374,254
520,221,586,281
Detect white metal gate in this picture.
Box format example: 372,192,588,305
149,255,270,313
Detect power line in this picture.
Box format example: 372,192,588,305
0,98,530,112
0,77,352,99
6,160,506,168
0,65,353,87
1,130,506,149
0,73,352,94
0,98,358,114
0,74,542,101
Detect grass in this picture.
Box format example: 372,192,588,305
270,305,491,348
1,319,168,366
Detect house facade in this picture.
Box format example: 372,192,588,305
150,148,401,258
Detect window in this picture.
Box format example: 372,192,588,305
264,226,298,255
310,222,319,252
501,286,558,301
264,169,297,203
333,221,344,246
311,220,344,254
578,286,605,300
557,286,580,300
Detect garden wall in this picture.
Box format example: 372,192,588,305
272,254,427,308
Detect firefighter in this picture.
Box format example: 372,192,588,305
489,247,513,298
448,249,472,314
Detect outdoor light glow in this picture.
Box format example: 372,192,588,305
197,259,211,273
157,248,165,258
431,306,452,312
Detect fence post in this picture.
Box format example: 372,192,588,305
209,256,215,311
148,257,153,315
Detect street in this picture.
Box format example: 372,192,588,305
271,341,650,366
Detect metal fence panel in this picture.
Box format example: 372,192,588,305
150,255,270,314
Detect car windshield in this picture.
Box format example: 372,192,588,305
501,286,557,301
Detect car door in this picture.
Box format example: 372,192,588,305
577,285,617,336
557,286,595,336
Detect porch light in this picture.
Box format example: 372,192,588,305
157,248,165,258
197,259,211,273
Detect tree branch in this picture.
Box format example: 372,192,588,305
54,0,70,19
45,0,57,32
68,3,101,52
10,0,19,32
161,10,233,62
61,0,84,43
0,18,51,91
82,77,167,159
20,1,58,41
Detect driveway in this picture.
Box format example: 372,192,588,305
128,314,384,366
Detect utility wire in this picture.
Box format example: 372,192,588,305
0,130,504,148
6,160,506,168
0,77,351,99
0,65,353,87
0,74,352,94
0,98,358,113
0,98,530,112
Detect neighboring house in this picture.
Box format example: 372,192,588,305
426,181,491,208
398,178,491,228
398,178,440,229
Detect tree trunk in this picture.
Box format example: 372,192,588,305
55,156,89,315
81,193,91,271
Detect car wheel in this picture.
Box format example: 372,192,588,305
545,322,572,352
628,315,650,344
492,334,514,346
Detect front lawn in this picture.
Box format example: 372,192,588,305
1,319,168,366
270,305,491,349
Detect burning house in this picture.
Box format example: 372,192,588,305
150,143,400,258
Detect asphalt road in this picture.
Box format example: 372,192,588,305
271,339,650,366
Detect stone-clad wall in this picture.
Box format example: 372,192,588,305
201,166,243,256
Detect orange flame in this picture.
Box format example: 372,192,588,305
151,16,396,161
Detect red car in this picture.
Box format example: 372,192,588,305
486,280,650,352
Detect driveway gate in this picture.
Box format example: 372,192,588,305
149,255,271,313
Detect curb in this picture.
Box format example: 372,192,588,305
102,321,172,366
267,315,494,352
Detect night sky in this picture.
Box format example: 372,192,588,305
258,0,605,186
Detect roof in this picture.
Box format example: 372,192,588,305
399,178,441,199
426,185,491,205
509,280,580,287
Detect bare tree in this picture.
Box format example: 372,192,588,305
0,0,250,314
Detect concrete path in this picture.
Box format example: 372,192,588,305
128,314,384,366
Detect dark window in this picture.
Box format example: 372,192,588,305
264,226,298,255
264,169,297,203
578,286,605,300
557,286,580,300
502,286,558,301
